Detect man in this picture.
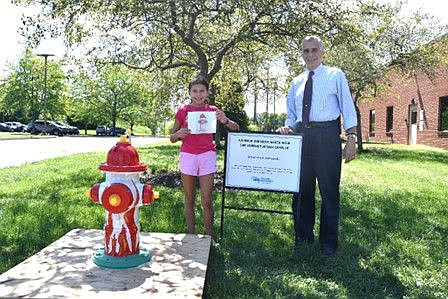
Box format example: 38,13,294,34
277,36,357,256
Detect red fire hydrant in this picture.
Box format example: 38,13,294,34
87,136,159,269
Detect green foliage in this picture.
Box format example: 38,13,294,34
214,80,249,135
69,66,181,133
18,0,388,87
140,70,182,136
247,123,261,132
0,49,68,123
69,65,147,129
163,120,175,136
257,112,286,132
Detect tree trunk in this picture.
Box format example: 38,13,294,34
354,102,364,153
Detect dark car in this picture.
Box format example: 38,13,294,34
96,125,110,136
28,120,68,136
0,123,12,132
55,121,79,135
5,121,27,132
109,126,127,136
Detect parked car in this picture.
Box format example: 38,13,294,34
54,121,79,135
0,123,12,132
96,125,110,136
5,121,27,132
27,120,68,136
109,126,127,136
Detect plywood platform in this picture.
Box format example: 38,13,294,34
0,229,211,298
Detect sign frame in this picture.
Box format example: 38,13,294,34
220,131,303,239
224,132,302,193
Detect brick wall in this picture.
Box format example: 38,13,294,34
357,68,448,150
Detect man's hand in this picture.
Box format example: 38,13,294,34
344,136,356,163
276,126,294,135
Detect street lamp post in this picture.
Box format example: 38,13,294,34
37,53,54,127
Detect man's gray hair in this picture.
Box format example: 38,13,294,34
301,36,324,51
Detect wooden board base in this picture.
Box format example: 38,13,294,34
0,229,211,298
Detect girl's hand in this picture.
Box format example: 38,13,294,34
175,128,190,139
216,110,227,124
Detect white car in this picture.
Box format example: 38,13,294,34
5,122,27,132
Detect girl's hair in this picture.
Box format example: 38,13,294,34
188,75,209,91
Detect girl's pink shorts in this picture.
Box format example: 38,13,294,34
179,150,217,176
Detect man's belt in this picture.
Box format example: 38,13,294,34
296,118,340,129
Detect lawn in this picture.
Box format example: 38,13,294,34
0,142,446,298
0,132,51,139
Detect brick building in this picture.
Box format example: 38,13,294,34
357,40,448,150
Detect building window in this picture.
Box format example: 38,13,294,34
386,106,393,133
440,96,448,131
369,109,375,136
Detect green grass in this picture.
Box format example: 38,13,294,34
0,132,50,139
0,143,447,298
78,129,97,135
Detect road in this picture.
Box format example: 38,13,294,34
0,136,168,168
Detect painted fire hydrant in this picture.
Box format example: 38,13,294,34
87,135,159,269
198,113,208,132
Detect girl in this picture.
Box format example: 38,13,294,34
170,75,239,237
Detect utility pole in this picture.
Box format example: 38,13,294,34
36,53,54,128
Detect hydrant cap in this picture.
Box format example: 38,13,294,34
99,140,147,172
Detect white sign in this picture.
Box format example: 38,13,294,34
225,132,302,193
187,111,217,134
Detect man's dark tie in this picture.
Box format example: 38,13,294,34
302,70,314,127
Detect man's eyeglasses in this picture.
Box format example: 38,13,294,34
302,48,320,54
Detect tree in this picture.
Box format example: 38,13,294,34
214,78,249,138
68,69,105,133
0,49,67,123
70,64,144,135
139,69,189,136
282,1,447,152
259,112,286,132
342,8,448,152
69,65,181,135
19,0,381,87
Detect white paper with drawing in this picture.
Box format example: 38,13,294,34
187,111,217,134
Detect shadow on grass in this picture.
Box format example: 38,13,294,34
203,190,411,298
204,172,448,298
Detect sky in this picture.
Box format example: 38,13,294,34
0,0,447,115
0,1,65,75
